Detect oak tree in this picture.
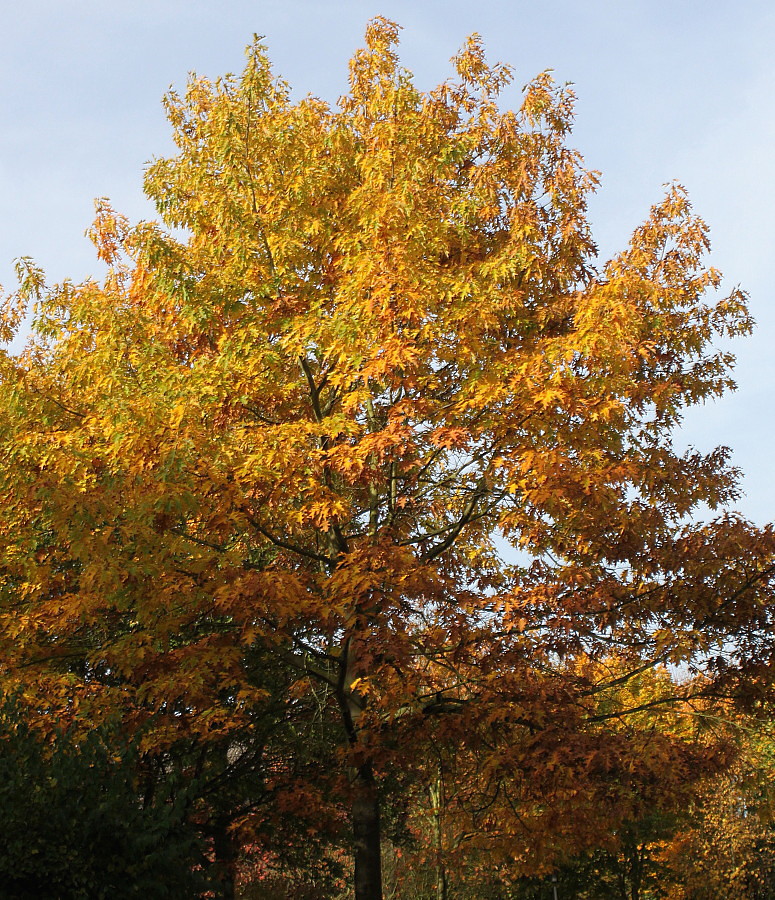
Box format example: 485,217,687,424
2,18,774,899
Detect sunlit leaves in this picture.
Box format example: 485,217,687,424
1,17,773,893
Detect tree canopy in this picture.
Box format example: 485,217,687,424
1,18,774,900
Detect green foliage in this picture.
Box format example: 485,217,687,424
0,699,212,899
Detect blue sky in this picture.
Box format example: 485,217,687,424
2,0,773,523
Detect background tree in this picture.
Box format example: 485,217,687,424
658,719,775,900
0,697,211,899
380,663,733,900
2,18,774,900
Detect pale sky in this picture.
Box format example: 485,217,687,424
2,0,773,524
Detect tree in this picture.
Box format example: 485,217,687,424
658,718,775,899
2,18,774,899
381,663,734,900
0,697,211,899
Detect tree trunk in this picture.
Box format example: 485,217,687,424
353,760,383,900
629,844,644,900
428,774,448,900
213,818,236,900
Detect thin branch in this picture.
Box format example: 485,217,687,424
245,515,332,565
422,481,489,562
299,356,324,424
170,529,227,553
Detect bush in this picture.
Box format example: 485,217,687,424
0,699,212,899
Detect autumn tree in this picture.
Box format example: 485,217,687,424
383,663,735,900
2,18,775,900
658,718,775,899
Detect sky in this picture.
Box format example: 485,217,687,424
1,0,773,524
